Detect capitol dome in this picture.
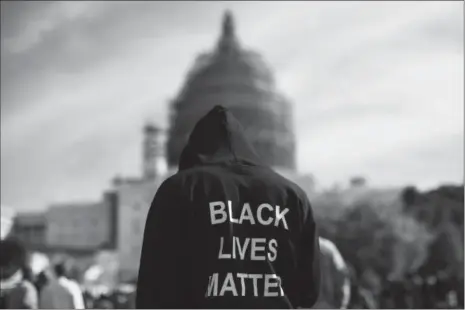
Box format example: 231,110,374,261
166,10,296,170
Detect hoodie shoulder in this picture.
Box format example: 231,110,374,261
159,168,206,194
171,165,219,180
267,169,312,202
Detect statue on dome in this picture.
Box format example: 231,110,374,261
217,10,239,52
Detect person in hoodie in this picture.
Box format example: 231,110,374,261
39,262,85,309
0,238,38,309
313,237,350,309
136,105,320,309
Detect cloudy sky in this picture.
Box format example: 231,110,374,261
1,1,463,211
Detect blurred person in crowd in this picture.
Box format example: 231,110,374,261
357,286,377,309
446,290,459,309
129,290,136,309
137,106,320,308
434,271,451,307
94,294,114,309
21,266,35,284
413,273,427,308
114,291,130,309
456,276,464,308
312,237,350,309
82,289,94,309
34,269,52,297
346,267,363,309
347,269,378,310
386,277,409,308
423,274,439,308
379,280,393,309
403,276,417,308
0,238,38,309
39,262,85,309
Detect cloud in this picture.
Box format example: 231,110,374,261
1,1,463,211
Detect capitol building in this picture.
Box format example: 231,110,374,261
167,11,296,170
10,11,315,283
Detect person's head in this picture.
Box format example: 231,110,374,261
36,269,52,287
96,296,114,309
53,262,69,278
178,105,261,171
0,238,27,280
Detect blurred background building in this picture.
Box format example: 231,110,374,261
46,198,116,252
11,211,47,251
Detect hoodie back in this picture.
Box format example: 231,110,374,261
136,106,320,309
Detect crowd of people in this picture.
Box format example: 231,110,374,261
0,231,463,309
347,273,463,309
0,238,135,309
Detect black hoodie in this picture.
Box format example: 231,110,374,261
136,106,320,309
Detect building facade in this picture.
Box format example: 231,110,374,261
11,212,47,250
112,121,169,282
45,192,117,252
142,123,167,180
113,177,165,282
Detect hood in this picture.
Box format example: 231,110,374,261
178,105,262,171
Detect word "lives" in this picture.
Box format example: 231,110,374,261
218,236,278,261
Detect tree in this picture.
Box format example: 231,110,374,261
403,185,464,279
401,186,418,209
313,192,432,286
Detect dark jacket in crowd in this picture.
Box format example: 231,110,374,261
136,105,320,309
0,239,38,309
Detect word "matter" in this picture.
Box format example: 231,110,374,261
206,273,285,297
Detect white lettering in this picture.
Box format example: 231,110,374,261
257,204,273,226
239,203,256,225
206,273,219,297
209,201,227,225
236,273,248,296
219,273,238,296
251,238,267,261
228,200,239,223
248,274,263,297
206,273,284,297
232,237,236,259
264,274,280,297
278,275,285,296
236,237,250,260
219,237,279,261
275,206,289,230
208,201,291,231
268,239,278,262
218,237,232,259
